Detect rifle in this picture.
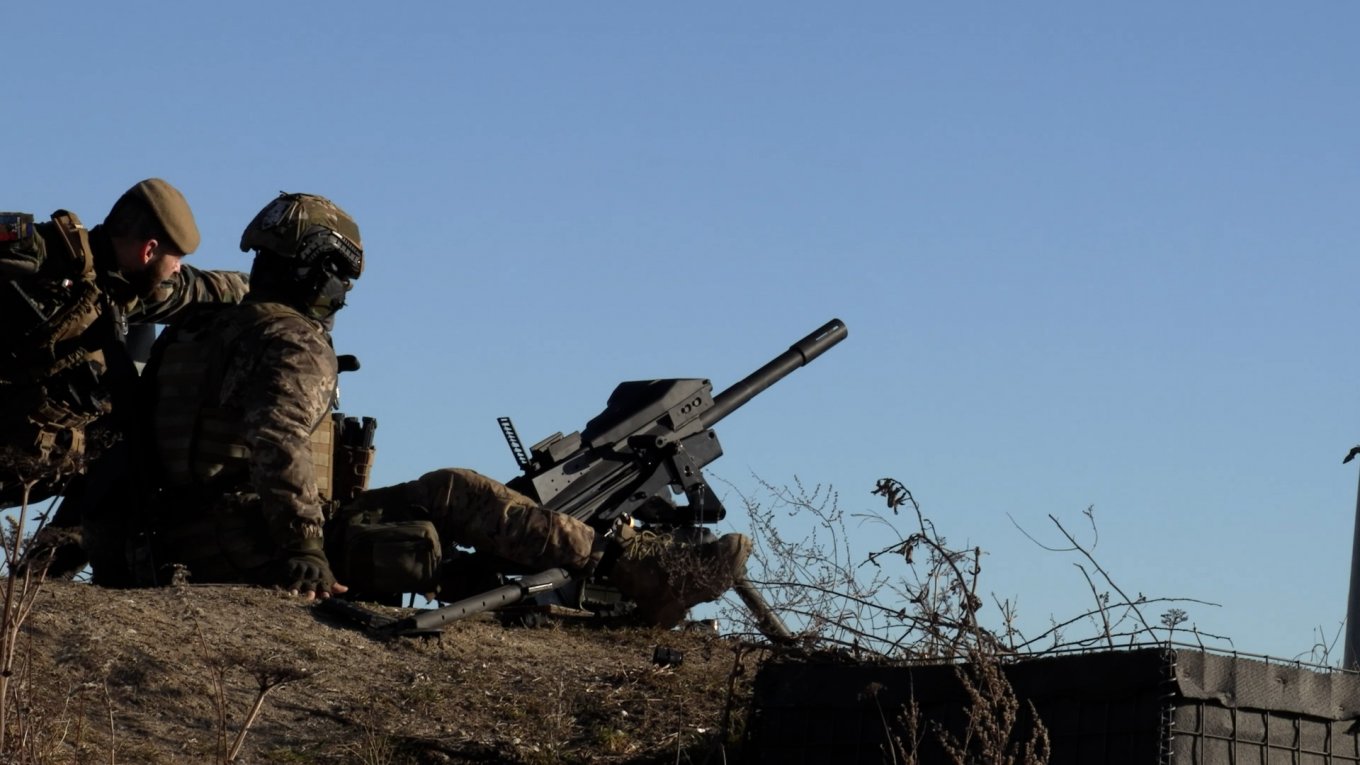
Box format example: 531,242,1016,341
330,319,847,639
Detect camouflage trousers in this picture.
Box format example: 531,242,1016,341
337,468,599,573
144,468,599,592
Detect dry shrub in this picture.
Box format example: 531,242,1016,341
934,650,1051,765
0,446,85,760
719,474,1238,765
726,475,1225,658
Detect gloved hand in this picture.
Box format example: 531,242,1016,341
278,541,347,601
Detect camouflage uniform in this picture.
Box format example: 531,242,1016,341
0,209,248,507
145,299,598,589
146,301,336,580
129,190,746,626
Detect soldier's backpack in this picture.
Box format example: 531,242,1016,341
0,210,112,475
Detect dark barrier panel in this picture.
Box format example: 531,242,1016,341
748,648,1360,764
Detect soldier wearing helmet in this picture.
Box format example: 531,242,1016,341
238,193,364,322
121,191,749,623
130,192,362,597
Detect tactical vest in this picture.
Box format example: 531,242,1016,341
0,211,111,464
151,303,335,501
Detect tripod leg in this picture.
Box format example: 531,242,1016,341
733,576,794,644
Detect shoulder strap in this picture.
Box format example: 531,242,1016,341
46,210,95,282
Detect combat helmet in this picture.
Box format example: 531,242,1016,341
240,193,363,320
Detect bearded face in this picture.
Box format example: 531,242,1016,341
128,250,184,297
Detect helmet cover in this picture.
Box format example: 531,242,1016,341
239,192,363,278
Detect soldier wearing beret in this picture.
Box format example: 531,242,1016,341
0,179,249,508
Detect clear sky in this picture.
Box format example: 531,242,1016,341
9,3,1359,660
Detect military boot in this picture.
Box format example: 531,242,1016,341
607,526,753,628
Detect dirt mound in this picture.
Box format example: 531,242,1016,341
14,581,764,764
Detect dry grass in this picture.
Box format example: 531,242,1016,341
6,580,754,763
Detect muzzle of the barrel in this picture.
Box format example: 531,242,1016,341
792,318,848,365
704,318,848,427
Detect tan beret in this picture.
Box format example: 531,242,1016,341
114,178,201,255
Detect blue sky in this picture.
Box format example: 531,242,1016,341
9,3,1359,659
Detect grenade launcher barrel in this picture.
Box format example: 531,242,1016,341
702,318,848,428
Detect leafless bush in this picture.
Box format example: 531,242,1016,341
725,475,1225,765
934,649,1051,765
725,476,920,656
1004,506,1227,654
867,646,1050,765
0,447,84,759
1299,621,1345,665
725,475,1226,660
722,475,996,658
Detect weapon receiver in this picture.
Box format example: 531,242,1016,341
499,318,848,529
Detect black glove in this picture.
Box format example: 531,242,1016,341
278,541,339,597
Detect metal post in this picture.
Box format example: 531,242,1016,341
1345,465,1360,669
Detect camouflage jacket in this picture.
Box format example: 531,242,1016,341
0,220,249,344
151,300,337,548
110,255,250,327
